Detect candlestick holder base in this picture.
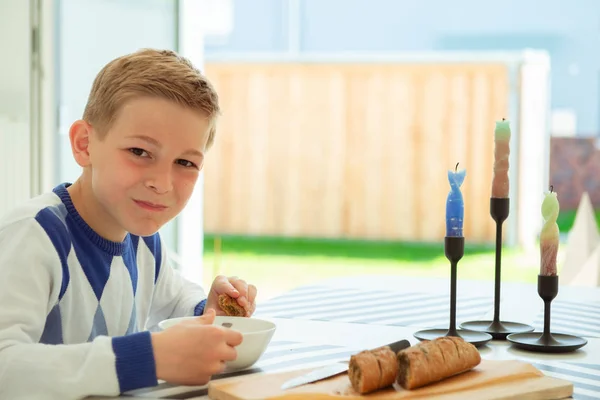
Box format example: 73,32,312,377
414,237,493,348
459,320,534,341
461,198,534,339
506,332,587,353
507,275,587,353
413,328,493,348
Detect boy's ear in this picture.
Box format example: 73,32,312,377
69,120,93,167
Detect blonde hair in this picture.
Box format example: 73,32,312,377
82,48,220,148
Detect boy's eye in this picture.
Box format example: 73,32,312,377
176,159,197,169
129,148,149,157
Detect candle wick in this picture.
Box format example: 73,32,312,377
550,185,553,193
455,162,459,172
502,117,506,121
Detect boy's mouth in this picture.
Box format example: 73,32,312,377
134,200,168,212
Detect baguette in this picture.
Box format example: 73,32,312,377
218,294,246,317
396,336,481,390
348,345,398,394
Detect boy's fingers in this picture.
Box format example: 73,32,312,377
225,330,243,347
247,284,257,304
228,277,248,298
213,276,257,315
219,346,238,362
198,308,216,324
236,296,249,308
245,303,256,317
214,275,240,297
239,285,257,316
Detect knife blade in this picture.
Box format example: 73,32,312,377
280,339,411,390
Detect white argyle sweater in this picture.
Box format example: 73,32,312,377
0,183,207,400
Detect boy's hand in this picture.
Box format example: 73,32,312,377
205,275,257,317
151,309,243,385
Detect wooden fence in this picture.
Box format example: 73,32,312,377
202,61,512,243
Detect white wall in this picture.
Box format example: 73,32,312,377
177,0,207,285
0,0,32,217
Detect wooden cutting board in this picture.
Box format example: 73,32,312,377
207,359,573,400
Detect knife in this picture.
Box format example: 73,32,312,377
280,339,411,390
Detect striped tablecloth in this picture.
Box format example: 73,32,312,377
255,284,600,338
125,339,600,400
254,285,494,329
533,300,600,338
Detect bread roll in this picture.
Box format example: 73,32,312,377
372,347,398,389
396,336,481,390
218,294,246,317
348,346,398,394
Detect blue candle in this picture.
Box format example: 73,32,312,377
446,163,466,237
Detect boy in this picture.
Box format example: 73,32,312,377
0,49,257,399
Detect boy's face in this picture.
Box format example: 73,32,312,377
86,97,211,238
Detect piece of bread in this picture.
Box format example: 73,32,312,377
217,294,246,317
396,336,481,390
372,346,398,389
348,345,398,394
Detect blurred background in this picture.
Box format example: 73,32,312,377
1,0,599,301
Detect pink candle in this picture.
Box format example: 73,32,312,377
540,188,560,276
491,119,511,198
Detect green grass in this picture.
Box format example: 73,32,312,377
197,208,599,302
557,209,600,233
204,235,495,261
201,235,545,302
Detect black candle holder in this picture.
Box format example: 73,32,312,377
507,275,588,353
460,198,534,339
414,236,493,348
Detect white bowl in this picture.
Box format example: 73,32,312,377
158,315,276,370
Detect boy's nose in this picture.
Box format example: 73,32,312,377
146,167,174,194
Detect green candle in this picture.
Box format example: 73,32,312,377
491,119,511,198
540,187,560,276
494,119,511,140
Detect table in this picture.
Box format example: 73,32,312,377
256,275,600,339
91,276,600,400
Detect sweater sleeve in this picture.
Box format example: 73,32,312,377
145,235,208,331
0,218,156,400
